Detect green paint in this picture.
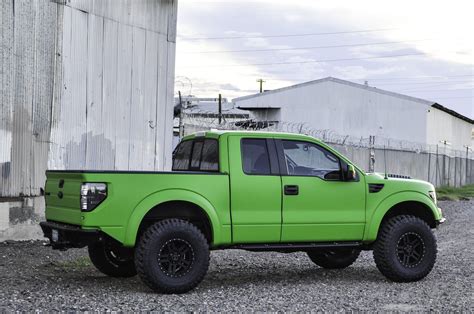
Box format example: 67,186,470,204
44,131,443,248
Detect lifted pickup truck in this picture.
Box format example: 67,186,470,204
40,130,444,293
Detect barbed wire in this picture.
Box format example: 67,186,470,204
181,112,473,158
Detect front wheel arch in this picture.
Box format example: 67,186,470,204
364,192,439,242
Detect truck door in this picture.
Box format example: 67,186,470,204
276,139,366,242
228,136,282,243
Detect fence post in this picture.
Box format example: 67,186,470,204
427,152,431,183
369,135,375,172
435,144,439,187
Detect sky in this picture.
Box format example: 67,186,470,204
174,0,474,119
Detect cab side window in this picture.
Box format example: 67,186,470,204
282,140,342,180
172,139,219,172
241,139,271,175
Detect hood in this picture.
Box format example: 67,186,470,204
366,172,435,192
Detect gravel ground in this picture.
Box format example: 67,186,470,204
0,200,472,311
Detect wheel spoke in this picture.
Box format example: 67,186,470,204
403,253,410,265
158,238,194,277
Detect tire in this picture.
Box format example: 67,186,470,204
373,215,436,282
135,219,210,294
307,248,361,269
88,242,137,277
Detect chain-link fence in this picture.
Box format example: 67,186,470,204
181,113,474,187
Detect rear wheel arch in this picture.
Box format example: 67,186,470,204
123,190,221,247
137,200,213,244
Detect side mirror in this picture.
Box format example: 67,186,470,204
346,164,356,181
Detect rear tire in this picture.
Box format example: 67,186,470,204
88,242,137,277
307,248,360,269
135,219,210,294
373,215,436,282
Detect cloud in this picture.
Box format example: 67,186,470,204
175,0,474,118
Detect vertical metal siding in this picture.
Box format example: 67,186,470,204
1,0,58,197
1,0,177,197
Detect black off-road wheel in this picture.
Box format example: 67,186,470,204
373,215,436,282
135,219,210,294
88,242,137,277
307,248,361,269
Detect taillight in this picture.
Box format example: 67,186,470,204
80,183,107,212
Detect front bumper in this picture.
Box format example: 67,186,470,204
437,217,446,225
40,221,102,250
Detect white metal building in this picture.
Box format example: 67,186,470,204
233,77,473,151
0,0,177,240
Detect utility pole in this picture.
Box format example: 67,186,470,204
256,78,265,93
218,93,222,125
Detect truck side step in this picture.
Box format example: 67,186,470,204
224,241,364,252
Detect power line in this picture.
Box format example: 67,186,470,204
400,87,473,92
374,79,473,86
178,28,396,41
182,39,431,54
432,96,473,99
269,74,474,83
181,52,425,68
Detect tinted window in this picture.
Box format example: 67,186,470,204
200,140,219,171
190,141,204,169
282,140,341,180
172,140,193,170
172,139,219,172
241,139,271,175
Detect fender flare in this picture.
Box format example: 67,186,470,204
363,191,440,242
123,189,221,247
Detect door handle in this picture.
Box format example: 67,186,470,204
284,185,299,195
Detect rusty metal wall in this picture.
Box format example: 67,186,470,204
0,0,177,198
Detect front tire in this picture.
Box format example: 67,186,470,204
307,248,360,269
135,219,210,294
373,215,437,282
88,242,137,277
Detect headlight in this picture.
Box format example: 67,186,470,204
428,190,437,205
80,183,107,212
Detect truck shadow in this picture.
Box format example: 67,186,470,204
200,265,385,290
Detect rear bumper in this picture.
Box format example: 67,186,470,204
40,221,102,250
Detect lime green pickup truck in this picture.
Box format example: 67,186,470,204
40,130,444,293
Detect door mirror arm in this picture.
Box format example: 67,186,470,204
345,164,356,181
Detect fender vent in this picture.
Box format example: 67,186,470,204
387,174,411,179
368,183,384,193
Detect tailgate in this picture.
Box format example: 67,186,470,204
45,171,85,225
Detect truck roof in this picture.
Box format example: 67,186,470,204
183,130,323,142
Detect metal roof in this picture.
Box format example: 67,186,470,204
233,77,473,124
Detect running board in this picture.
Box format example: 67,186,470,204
222,241,363,251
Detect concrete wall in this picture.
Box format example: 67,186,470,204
0,0,177,241
235,78,432,145
331,144,474,187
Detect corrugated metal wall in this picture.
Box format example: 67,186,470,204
1,0,58,197
0,0,177,198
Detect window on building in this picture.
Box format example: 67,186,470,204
241,138,271,175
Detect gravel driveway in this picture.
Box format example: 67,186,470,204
0,200,472,311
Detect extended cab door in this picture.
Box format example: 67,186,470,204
277,139,366,242
228,136,282,243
